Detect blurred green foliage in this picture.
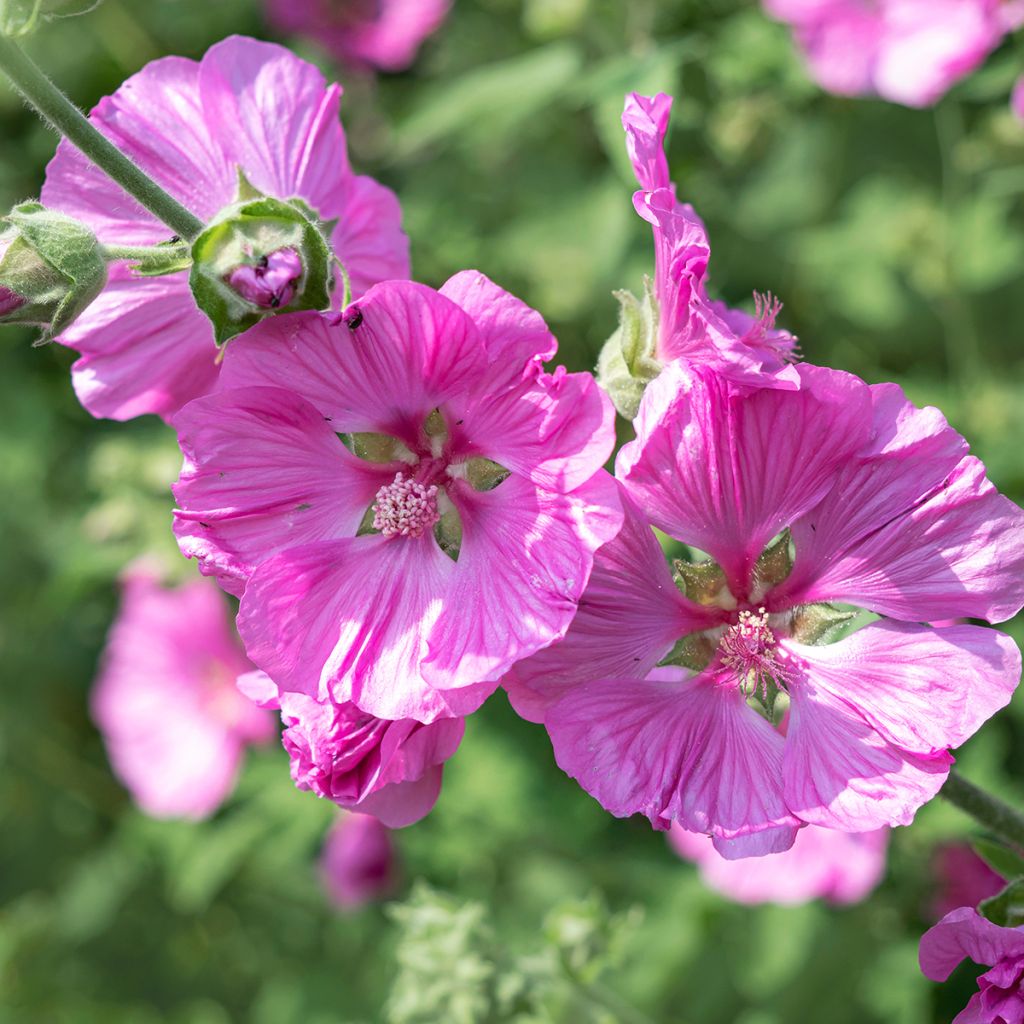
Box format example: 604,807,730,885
1,0,1024,1020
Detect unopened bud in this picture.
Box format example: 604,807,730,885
225,246,303,309
189,172,333,346
595,278,661,419
0,201,107,340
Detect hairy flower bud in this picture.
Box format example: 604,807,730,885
0,200,107,340
189,174,333,345
595,279,660,419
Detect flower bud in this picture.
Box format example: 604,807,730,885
189,175,333,346
0,201,107,340
595,278,660,419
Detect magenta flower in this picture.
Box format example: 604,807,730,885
670,823,888,905
764,0,1010,107
225,247,304,310
615,93,800,387
40,36,409,422
506,362,1024,856
91,567,273,820
267,0,451,72
320,814,397,909
174,273,621,722
932,844,1006,921
920,907,1024,1023
239,671,461,826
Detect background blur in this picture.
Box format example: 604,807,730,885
2,1,1024,1021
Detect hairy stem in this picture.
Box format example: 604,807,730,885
0,35,204,241
941,771,1024,852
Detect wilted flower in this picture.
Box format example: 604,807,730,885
920,907,1024,1022
598,92,799,417
238,671,463,826
764,0,1011,107
91,568,273,819
41,35,408,421
266,0,452,72
670,823,888,905
174,274,621,723
320,814,397,909
507,362,1024,856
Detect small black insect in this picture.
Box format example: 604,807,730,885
345,306,364,330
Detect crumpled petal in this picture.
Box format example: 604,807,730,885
920,907,1024,981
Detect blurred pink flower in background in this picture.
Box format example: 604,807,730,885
320,813,397,909
91,568,273,819
238,671,464,827
931,843,1005,920
41,36,409,422
266,0,451,72
764,0,1013,107
669,823,888,905
920,907,1024,1022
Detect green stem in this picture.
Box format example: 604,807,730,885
0,35,204,242
941,771,1024,853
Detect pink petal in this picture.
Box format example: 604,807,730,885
782,623,1019,755
216,287,487,445
783,660,953,831
618,361,872,597
622,92,674,192
173,385,389,594
238,534,493,722
439,270,557,391
920,907,1024,980
793,5,882,98
197,35,350,207
354,768,445,828
330,175,410,299
449,367,616,492
546,667,800,847
41,56,233,241
424,471,623,690
61,272,219,421
504,488,718,723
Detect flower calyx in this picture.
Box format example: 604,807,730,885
189,170,333,346
595,276,661,419
788,603,859,645
0,200,106,341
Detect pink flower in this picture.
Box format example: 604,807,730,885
620,93,800,384
267,0,451,73
174,273,622,723
225,247,304,310
932,844,1006,921
91,567,274,819
238,671,463,826
320,814,397,909
920,907,1024,1022
1012,75,1024,120
506,362,1024,856
40,36,409,422
670,823,888,905
764,0,1009,107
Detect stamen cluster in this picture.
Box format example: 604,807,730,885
372,473,441,538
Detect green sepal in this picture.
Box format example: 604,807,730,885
972,837,1024,882
672,557,726,605
465,457,511,492
595,278,661,419
657,633,716,672
754,529,793,590
789,602,859,645
341,431,407,463
980,877,1024,928
434,508,462,562
189,186,333,347
0,201,107,340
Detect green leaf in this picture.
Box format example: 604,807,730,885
972,837,1024,882
980,878,1024,928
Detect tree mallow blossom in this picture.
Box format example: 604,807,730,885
599,92,799,417
320,814,397,909
920,907,1024,1022
91,568,273,819
40,35,408,421
506,362,1024,857
669,823,888,905
763,0,1016,107
174,273,621,723
238,671,464,826
267,0,452,72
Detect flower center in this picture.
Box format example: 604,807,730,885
718,608,790,697
372,473,440,538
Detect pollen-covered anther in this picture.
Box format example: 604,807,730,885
372,473,441,538
719,608,790,696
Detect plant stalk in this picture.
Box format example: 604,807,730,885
941,771,1024,853
0,35,204,241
